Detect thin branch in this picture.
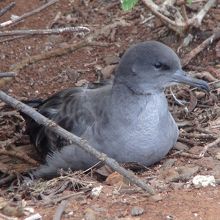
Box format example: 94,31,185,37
141,0,216,35
0,149,38,166
0,27,90,37
0,2,15,17
0,0,58,28
199,136,220,157
182,29,220,67
9,40,107,72
0,35,25,43
0,90,155,195
0,174,16,186
141,0,179,31
53,200,69,220
191,0,217,27
0,72,16,78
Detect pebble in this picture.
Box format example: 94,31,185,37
101,65,116,79
174,142,189,151
24,213,42,220
131,206,144,216
84,208,97,220
103,55,120,65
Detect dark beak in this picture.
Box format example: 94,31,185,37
172,70,209,92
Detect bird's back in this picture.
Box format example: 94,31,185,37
26,83,112,159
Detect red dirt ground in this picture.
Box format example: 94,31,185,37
0,0,220,219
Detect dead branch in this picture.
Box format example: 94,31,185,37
0,136,21,148
141,0,216,35
44,191,86,205
0,148,38,166
0,174,16,186
0,90,155,195
0,27,90,37
10,40,107,72
182,29,220,67
0,2,15,17
0,72,16,78
180,132,217,140
192,0,216,27
199,136,220,157
7,21,127,71
0,35,24,43
0,71,17,87
53,200,68,220
0,0,58,28
173,151,202,159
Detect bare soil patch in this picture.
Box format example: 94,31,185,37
0,0,220,219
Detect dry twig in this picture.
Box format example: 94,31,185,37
0,174,16,186
182,29,220,67
0,90,155,195
0,0,58,28
0,148,38,166
199,136,220,157
0,2,15,17
53,200,69,220
10,40,107,72
0,72,16,78
44,191,86,205
0,27,90,37
141,0,216,35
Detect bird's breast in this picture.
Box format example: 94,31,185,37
84,94,178,166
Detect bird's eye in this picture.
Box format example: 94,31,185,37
154,62,162,69
154,62,169,70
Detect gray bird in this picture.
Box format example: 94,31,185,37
26,41,209,178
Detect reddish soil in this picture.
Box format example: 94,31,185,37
0,0,220,219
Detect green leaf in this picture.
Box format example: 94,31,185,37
121,0,139,11
186,0,192,5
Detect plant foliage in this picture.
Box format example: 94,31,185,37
121,0,139,11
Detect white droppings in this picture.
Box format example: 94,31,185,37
91,185,103,197
192,175,216,187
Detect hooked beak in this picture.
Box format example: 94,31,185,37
172,70,209,92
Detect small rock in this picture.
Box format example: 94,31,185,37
101,64,116,79
84,208,97,220
24,213,42,220
159,167,180,182
75,79,89,87
149,179,168,191
11,14,20,20
188,146,203,155
192,175,216,188
174,142,189,151
91,185,103,198
103,55,120,65
149,194,163,202
177,166,199,181
161,159,177,169
170,182,185,190
131,206,144,216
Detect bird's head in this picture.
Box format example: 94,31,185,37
115,41,209,94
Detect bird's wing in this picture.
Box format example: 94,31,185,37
25,84,111,159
